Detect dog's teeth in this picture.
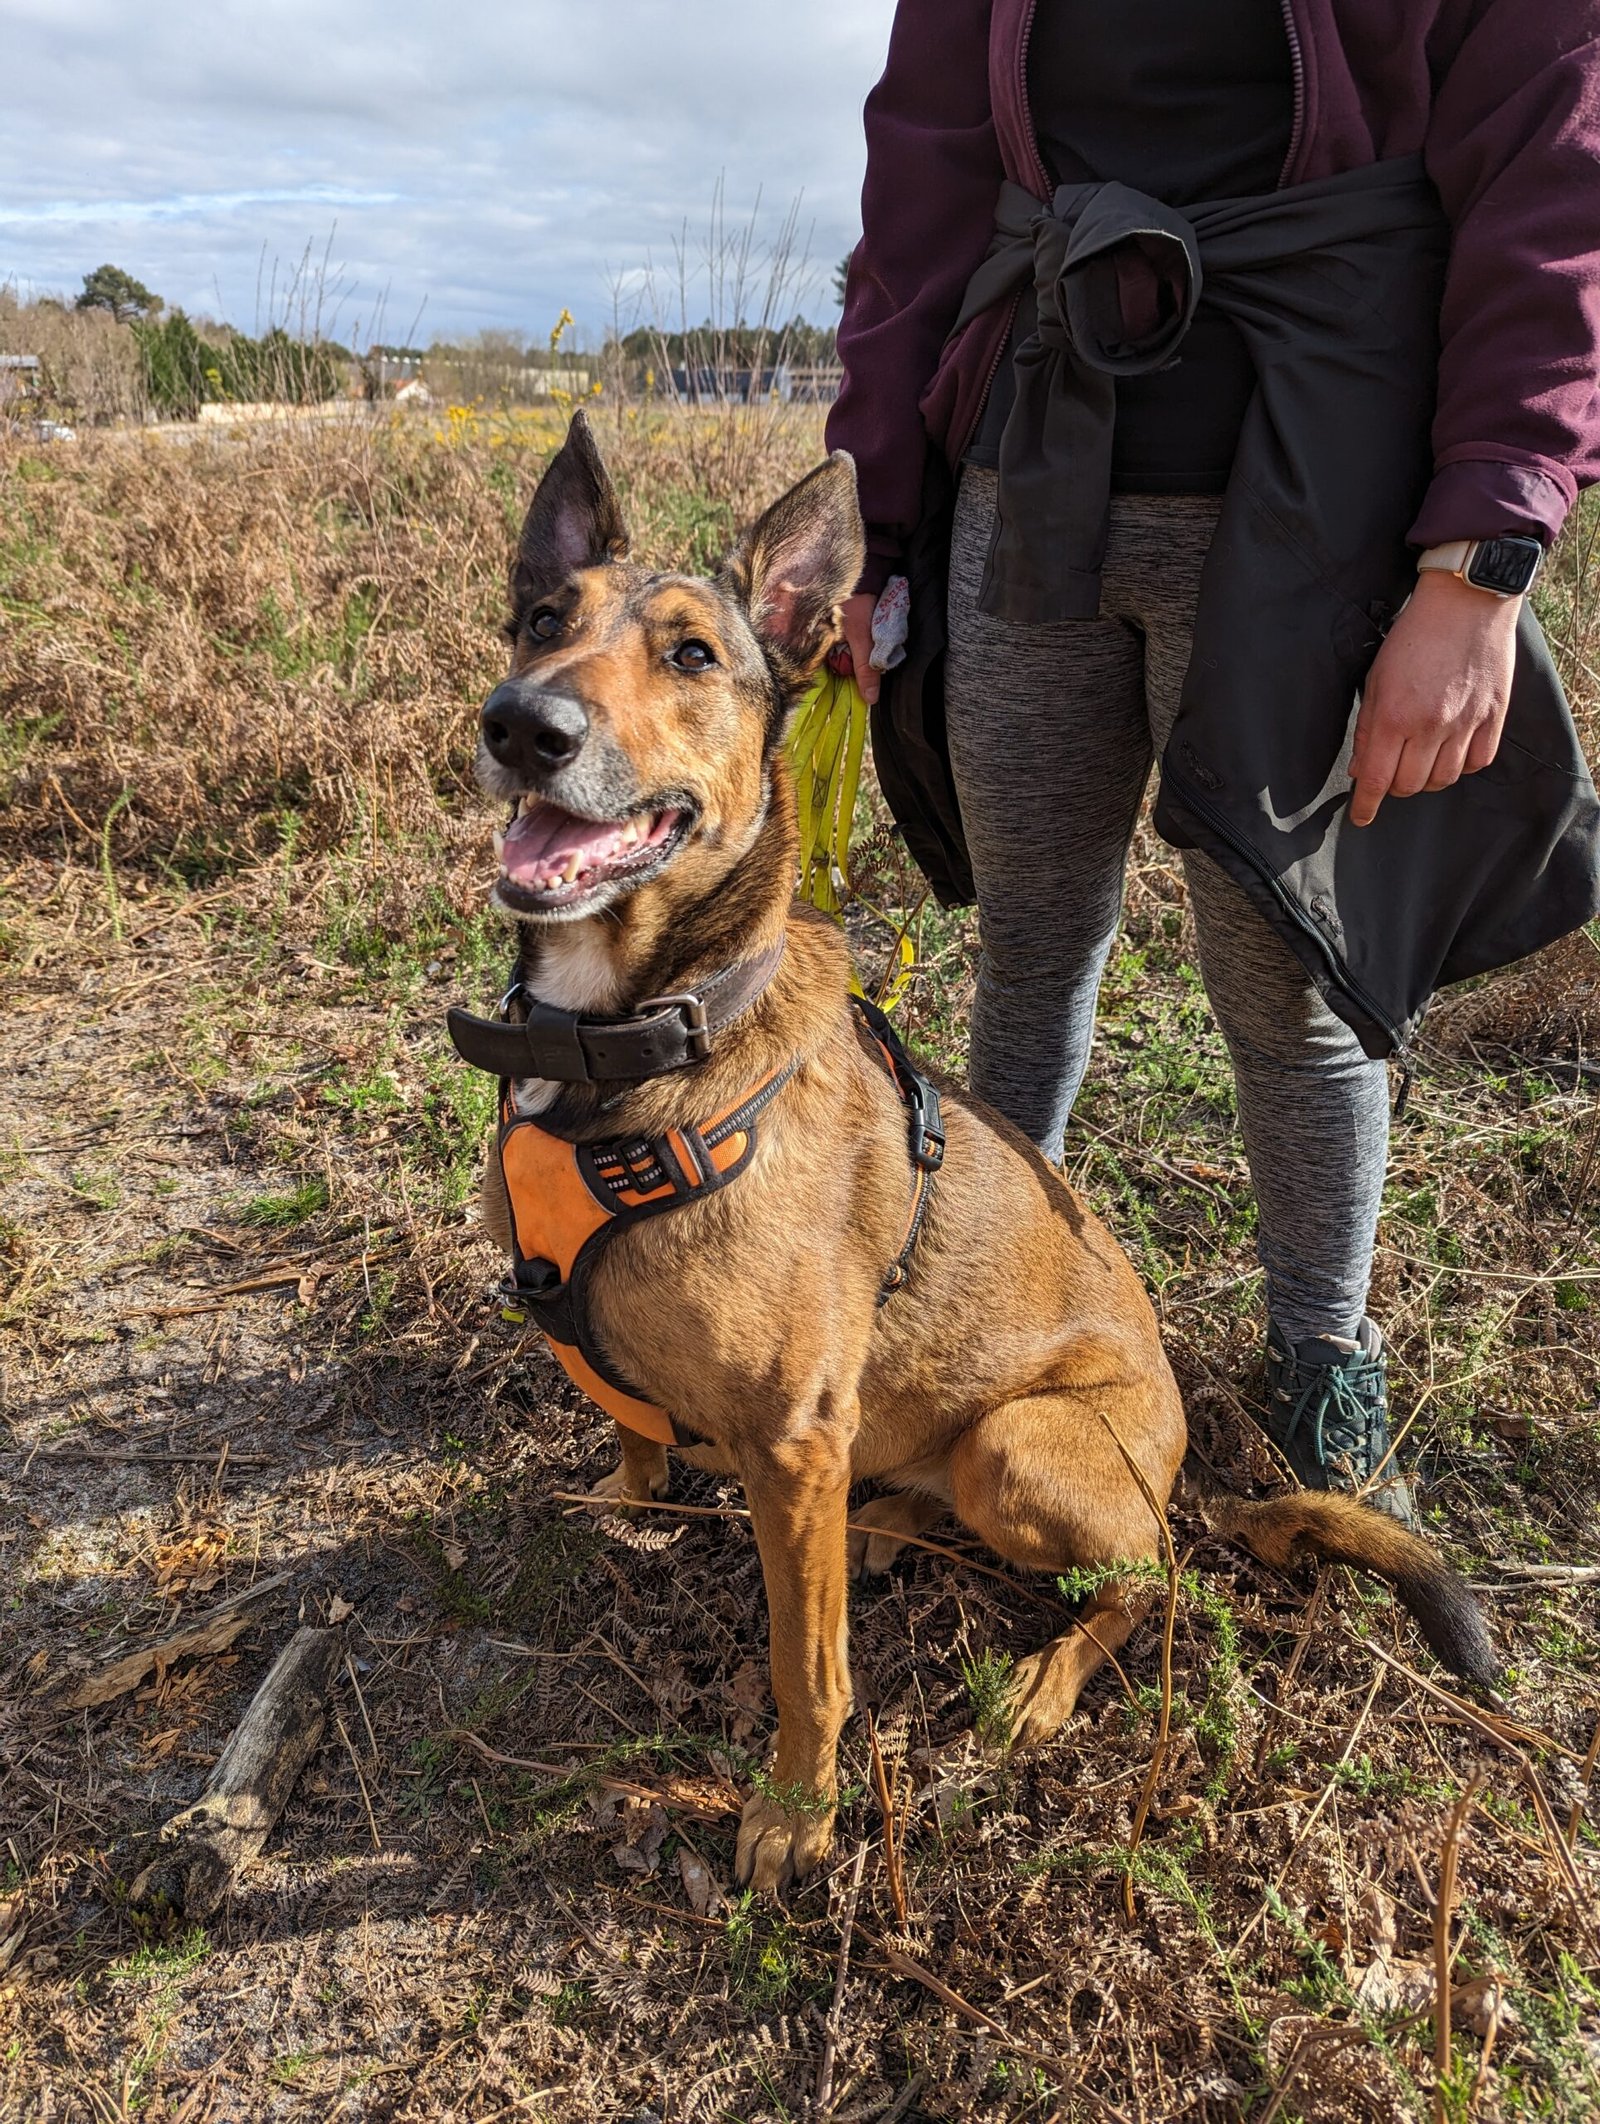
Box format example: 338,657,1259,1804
620,820,638,846
492,828,505,858
563,853,582,882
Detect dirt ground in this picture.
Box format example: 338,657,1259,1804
2,423,1598,2123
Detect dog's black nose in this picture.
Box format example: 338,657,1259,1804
481,681,589,773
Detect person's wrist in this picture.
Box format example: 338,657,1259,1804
1409,567,1520,628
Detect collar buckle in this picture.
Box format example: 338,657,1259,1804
637,990,711,1063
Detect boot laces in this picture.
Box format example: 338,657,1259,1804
1280,1352,1386,1479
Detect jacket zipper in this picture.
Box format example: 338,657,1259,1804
1164,761,1409,1059
1016,0,1052,197
956,0,1047,465
1277,0,1307,186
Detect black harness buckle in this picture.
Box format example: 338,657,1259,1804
906,1077,945,1173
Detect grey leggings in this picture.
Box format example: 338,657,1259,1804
945,466,1388,1347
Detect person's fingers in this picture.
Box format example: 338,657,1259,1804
1463,705,1508,775
1349,718,1405,826
1423,726,1475,792
1388,735,1444,800
840,599,879,704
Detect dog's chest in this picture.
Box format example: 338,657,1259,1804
510,923,621,1117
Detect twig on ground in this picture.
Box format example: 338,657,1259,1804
1433,1779,1481,2123
865,1710,908,1930
813,1840,868,2120
1568,1714,1600,1850
446,1727,740,1820
863,1932,1107,2112
332,1699,382,1853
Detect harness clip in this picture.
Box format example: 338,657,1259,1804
639,990,712,1063
907,1083,945,1172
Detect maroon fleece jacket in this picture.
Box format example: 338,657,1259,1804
828,0,1600,591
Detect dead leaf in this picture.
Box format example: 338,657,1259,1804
326,1593,353,1625
1487,1409,1535,1441
678,1847,723,1917
441,1541,468,1572
610,1797,668,1877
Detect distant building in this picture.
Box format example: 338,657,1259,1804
392,376,432,406
665,363,842,405
0,353,41,411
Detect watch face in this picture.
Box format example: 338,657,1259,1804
1466,537,1543,597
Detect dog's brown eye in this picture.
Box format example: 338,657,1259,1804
528,608,562,641
671,639,715,672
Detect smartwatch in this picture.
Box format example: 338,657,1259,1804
1417,535,1544,600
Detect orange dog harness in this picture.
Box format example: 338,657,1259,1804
495,1061,799,1444
455,984,944,1445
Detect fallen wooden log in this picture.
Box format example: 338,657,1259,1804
129,1625,343,1919
62,1570,294,1709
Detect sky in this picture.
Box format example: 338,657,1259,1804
1,0,898,347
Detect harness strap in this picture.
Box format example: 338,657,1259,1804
499,1057,800,1444
849,994,945,1304
445,937,786,1084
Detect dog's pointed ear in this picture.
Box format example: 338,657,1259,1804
719,452,865,690
513,410,629,603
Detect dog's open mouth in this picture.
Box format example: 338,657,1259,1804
492,794,687,914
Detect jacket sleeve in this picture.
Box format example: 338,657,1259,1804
1414,1,1600,548
825,0,1004,590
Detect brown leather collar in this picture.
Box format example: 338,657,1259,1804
445,936,786,1085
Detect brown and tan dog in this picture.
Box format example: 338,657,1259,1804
460,413,1495,1895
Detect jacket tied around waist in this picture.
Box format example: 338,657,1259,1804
871,157,1600,1057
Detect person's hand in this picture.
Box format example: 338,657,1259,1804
1348,570,1521,827
839,591,880,704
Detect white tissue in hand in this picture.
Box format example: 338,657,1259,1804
870,575,911,672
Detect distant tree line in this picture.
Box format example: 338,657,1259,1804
12,267,850,423
132,312,344,418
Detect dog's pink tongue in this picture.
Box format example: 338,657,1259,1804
502,803,624,885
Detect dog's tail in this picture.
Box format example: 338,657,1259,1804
1182,1466,1497,1687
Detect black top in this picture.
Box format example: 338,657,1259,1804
970,0,1295,492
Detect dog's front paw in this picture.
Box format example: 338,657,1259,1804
734,1788,836,1896
587,1453,670,1504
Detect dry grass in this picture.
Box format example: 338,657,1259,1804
1,415,1597,2123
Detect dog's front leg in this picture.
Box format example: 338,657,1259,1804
734,1424,853,1896
587,1422,670,1503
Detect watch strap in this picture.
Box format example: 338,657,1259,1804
1417,541,1473,578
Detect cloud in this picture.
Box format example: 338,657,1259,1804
0,0,896,342
3,188,401,227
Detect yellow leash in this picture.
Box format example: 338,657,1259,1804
785,662,916,1010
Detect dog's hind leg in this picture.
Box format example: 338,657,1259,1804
588,1424,670,1503
947,1362,1182,1748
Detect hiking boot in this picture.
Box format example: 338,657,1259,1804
1262,1317,1417,1528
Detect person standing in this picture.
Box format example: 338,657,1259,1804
828,1,1600,1522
